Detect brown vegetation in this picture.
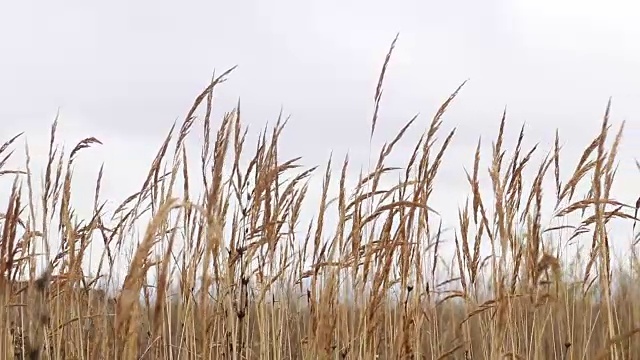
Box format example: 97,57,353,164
0,39,639,359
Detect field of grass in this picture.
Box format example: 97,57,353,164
1,43,640,360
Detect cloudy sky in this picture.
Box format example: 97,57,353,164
0,0,639,283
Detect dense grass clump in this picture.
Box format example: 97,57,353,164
1,44,640,359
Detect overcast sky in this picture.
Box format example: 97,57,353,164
1,0,639,284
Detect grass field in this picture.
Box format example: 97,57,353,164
1,43,639,360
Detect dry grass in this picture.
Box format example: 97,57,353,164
1,40,640,360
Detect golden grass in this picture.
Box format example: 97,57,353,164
1,40,640,359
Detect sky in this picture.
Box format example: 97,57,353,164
0,0,640,288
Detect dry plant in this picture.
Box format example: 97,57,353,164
0,37,638,360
